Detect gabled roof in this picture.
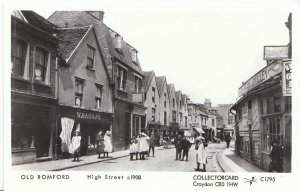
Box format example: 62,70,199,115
182,94,187,104
143,71,155,93
175,91,182,102
102,24,143,75
21,11,58,34
155,76,166,97
56,25,92,62
167,84,175,98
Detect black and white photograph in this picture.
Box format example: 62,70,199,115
2,0,300,191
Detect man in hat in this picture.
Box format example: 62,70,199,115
181,136,191,161
174,135,183,160
148,133,156,157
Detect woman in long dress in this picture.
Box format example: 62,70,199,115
69,130,81,162
104,131,112,158
96,131,105,158
195,137,207,171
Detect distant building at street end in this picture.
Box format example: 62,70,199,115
212,104,235,140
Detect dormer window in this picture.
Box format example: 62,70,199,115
114,34,122,50
131,48,137,63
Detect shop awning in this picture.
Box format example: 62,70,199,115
194,127,205,134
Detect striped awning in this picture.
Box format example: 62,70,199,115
194,127,205,134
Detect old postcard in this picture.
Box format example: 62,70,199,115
2,0,300,191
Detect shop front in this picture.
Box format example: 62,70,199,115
57,105,112,158
11,93,57,165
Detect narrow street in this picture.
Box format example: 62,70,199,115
68,143,226,172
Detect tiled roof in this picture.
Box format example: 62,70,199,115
155,76,166,96
56,25,91,61
21,11,58,34
142,71,155,93
103,24,143,75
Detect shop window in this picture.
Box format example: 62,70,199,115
152,108,156,122
164,111,167,125
75,78,84,107
262,116,283,151
11,38,28,77
11,123,35,150
185,116,188,127
152,87,155,103
134,75,142,93
34,47,49,82
245,141,250,154
116,65,127,91
95,84,102,110
87,45,95,69
274,96,281,113
267,97,273,114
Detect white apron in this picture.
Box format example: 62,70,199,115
69,136,81,154
196,144,207,164
104,135,112,153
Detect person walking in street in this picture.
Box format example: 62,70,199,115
181,136,191,161
96,130,105,158
269,140,284,172
148,133,156,157
138,132,150,160
225,134,231,149
129,136,139,160
104,131,112,158
175,135,183,160
195,136,207,171
69,130,81,162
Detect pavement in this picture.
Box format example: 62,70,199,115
12,145,174,171
216,141,265,172
12,141,266,172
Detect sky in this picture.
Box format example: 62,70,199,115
34,2,292,106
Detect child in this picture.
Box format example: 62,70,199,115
69,130,81,162
129,136,138,160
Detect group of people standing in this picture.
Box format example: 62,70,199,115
129,132,156,160
96,130,113,158
68,129,113,162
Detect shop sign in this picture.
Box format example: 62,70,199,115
264,46,289,60
77,112,101,120
132,93,143,102
282,60,292,96
238,61,282,97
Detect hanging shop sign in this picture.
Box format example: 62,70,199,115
238,60,282,97
264,46,289,60
282,60,292,96
132,93,143,103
